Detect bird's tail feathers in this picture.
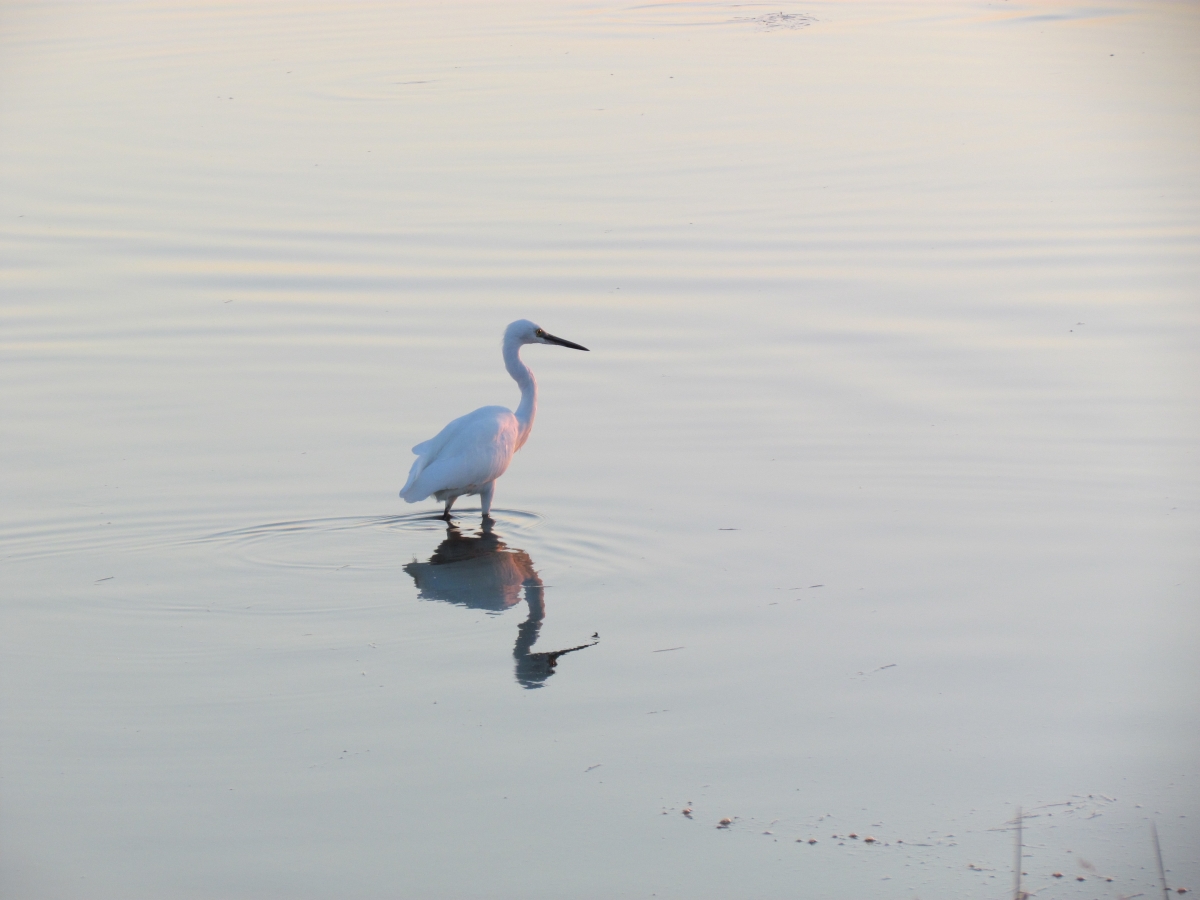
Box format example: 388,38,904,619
399,454,429,501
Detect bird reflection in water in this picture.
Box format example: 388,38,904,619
403,519,595,688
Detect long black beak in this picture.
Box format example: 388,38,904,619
542,332,589,351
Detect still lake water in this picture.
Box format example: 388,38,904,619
2,1,1197,897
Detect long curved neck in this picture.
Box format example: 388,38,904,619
504,338,537,448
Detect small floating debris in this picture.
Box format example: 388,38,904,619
864,836,877,843
848,832,858,839
681,808,692,817
761,11,815,29
717,817,734,828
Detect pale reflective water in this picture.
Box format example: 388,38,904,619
2,1,1198,897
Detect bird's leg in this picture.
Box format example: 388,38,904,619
442,496,456,519
479,482,495,519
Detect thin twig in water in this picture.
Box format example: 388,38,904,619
1151,821,1170,899
1013,806,1025,900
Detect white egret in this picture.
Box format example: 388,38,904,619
399,319,589,518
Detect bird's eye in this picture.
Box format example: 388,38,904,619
536,329,545,337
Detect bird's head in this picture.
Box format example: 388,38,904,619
506,319,589,351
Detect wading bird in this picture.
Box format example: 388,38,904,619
399,319,589,519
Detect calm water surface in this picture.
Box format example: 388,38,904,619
2,1,1197,897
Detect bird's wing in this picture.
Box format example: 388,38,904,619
401,415,466,494
400,407,520,502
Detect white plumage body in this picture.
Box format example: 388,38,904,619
399,406,520,504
